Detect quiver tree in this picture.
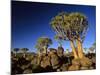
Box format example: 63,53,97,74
35,44,40,56
50,12,88,59
35,43,44,57
20,48,29,58
35,37,52,55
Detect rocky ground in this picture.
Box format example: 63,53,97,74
11,47,96,74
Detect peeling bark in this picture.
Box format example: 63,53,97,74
43,46,47,54
76,36,84,59
70,40,78,59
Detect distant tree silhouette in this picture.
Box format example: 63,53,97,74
13,48,19,56
20,48,29,57
35,37,52,55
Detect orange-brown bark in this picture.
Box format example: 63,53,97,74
70,40,78,59
76,36,84,59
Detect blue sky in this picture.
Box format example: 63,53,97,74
11,1,96,52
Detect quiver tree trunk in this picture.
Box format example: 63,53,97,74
37,49,41,57
76,36,84,59
70,40,78,59
37,55,41,65
43,46,47,54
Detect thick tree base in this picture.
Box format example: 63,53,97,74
68,56,92,71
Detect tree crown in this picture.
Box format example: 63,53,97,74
50,12,88,42
35,37,52,49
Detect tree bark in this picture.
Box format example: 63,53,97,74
37,55,41,65
76,36,84,59
37,49,41,57
70,40,78,59
43,46,47,54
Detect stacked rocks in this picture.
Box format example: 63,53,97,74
80,57,92,70
40,54,51,68
49,48,60,70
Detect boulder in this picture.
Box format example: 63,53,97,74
26,55,34,61
32,65,44,73
80,66,89,70
50,53,60,69
31,56,38,65
91,57,96,64
89,66,94,69
57,69,61,72
80,57,92,67
40,55,51,68
49,48,57,55
72,59,80,66
21,64,30,70
68,65,80,71
60,64,68,71
68,58,80,71
23,69,32,74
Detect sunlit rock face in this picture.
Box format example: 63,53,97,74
40,54,51,68
48,48,57,55
68,65,80,71
50,54,60,69
68,56,93,71
80,57,92,67
11,47,96,74
23,69,32,74
60,64,68,71
31,56,38,65
48,48,60,69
